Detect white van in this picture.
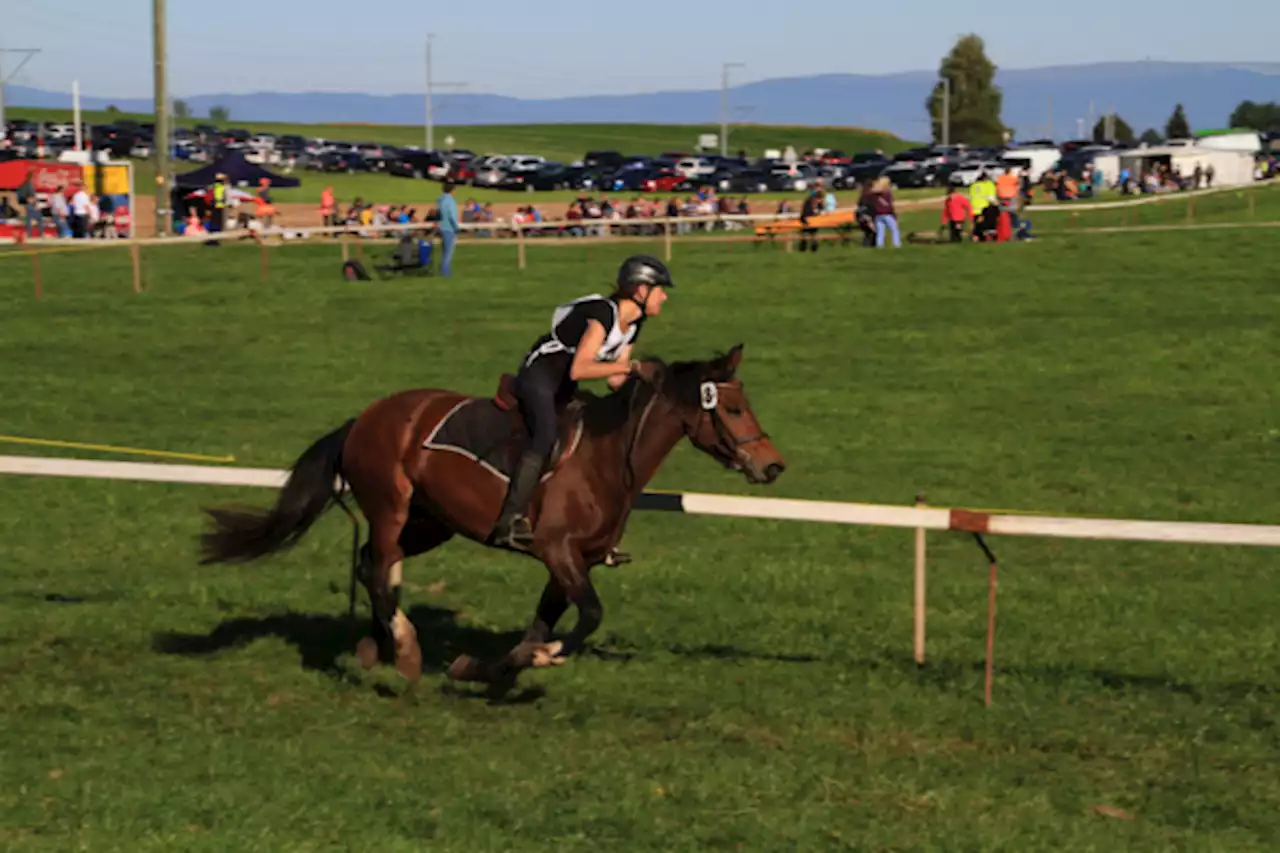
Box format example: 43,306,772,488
999,146,1059,181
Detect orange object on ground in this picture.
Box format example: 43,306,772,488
996,211,1012,242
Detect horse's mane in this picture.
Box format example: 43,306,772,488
579,351,737,437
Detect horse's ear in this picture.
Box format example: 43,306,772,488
725,343,744,375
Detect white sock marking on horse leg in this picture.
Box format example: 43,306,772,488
391,609,414,645
389,560,403,589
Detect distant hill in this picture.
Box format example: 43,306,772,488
11,61,1280,142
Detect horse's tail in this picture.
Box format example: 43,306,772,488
199,419,356,565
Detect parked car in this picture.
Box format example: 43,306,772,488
319,151,376,173
607,167,692,193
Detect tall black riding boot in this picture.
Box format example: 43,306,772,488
493,450,545,551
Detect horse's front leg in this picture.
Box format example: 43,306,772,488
540,547,602,661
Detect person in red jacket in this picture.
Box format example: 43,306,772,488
941,185,972,243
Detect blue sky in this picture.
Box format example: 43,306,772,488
4,0,1275,99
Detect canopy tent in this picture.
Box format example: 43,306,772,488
174,150,300,189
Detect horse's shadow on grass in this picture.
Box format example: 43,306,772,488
153,604,521,679
151,606,820,702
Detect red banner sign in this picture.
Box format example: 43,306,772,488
0,160,84,193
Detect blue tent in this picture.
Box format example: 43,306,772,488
174,150,300,189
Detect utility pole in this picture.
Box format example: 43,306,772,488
1047,95,1053,141
424,34,466,152
1088,100,1095,138
941,77,951,146
0,47,42,136
152,0,171,236
720,62,744,157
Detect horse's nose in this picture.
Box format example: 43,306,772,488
763,462,785,483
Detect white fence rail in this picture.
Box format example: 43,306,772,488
4,453,1277,705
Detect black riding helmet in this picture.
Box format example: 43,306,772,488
615,254,674,300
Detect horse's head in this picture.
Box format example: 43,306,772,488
650,344,786,485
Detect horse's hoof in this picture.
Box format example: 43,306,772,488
396,646,423,682
531,641,566,668
355,637,380,670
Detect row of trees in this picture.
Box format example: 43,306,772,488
103,101,230,123
924,34,1275,146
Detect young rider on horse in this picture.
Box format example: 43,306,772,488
492,253,673,552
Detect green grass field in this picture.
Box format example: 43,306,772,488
1,231,1279,851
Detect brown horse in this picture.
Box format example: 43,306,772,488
199,344,785,687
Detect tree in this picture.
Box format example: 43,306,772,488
1164,104,1191,139
925,34,1006,147
209,105,230,124
1229,100,1280,132
1139,128,1162,145
173,99,190,119
1092,114,1134,144
105,104,120,116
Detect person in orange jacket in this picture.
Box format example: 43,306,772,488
941,185,972,243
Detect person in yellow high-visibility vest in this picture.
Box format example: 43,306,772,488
968,171,997,240
209,172,228,235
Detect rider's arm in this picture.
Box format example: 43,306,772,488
605,343,634,389
569,320,634,381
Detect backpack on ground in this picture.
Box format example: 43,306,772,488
342,260,371,281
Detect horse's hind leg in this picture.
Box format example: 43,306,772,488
353,470,422,681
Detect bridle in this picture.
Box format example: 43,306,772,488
621,374,767,488
694,380,768,470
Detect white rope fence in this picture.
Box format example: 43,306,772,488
3,452,1277,704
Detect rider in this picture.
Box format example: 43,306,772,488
492,254,674,552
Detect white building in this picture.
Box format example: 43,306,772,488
1119,146,1256,187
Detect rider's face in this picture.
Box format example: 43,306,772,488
639,285,668,316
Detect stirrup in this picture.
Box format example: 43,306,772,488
495,514,534,550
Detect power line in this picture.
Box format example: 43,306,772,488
0,47,42,133
720,62,744,157
424,34,465,151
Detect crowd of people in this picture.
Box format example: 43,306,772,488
5,168,129,240
937,167,1036,243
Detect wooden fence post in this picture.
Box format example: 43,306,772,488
340,236,350,263
1249,192,1256,218
32,253,42,300
1186,198,1194,223
260,242,270,282
516,221,526,270
913,493,927,665
130,243,142,294
664,218,673,261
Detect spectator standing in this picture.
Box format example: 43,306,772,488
69,180,92,239
209,172,228,234
995,167,1019,213
49,184,70,238
870,177,900,248
320,185,335,230
18,168,41,237
436,180,459,277
941,185,972,242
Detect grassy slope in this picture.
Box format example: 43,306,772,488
0,235,1278,851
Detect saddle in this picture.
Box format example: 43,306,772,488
422,374,584,482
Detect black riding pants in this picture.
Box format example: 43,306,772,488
514,356,572,458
